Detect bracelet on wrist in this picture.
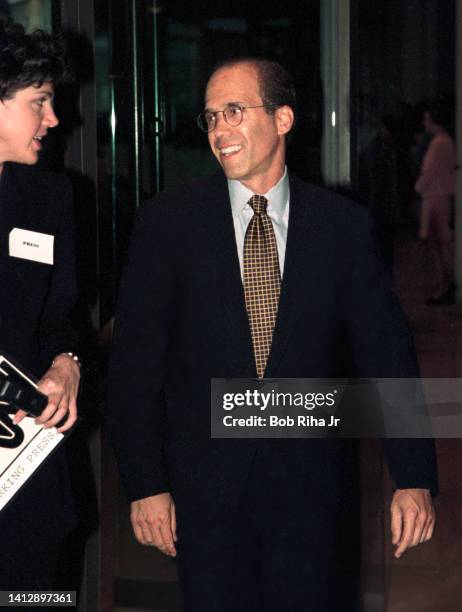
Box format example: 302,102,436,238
51,352,81,369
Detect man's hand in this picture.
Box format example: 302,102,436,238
131,493,177,557
390,488,435,558
13,354,80,433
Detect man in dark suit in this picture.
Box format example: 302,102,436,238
108,58,437,610
0,20,80,593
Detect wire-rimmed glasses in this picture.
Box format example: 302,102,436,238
197,103,276,133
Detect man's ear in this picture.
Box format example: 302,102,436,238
275,105,294,136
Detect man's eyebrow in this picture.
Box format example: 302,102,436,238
203,101,243,112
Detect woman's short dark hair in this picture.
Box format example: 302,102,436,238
209,57,298,132
0,18,71,100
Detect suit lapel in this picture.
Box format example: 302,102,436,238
200,174,256,376
200,172,323,378
265,175,322,376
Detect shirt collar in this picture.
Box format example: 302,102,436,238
228,166,289,219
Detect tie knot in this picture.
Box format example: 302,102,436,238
248,194,268,215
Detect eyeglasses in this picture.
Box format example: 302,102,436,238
197,103,276,133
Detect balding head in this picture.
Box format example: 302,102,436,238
207,57,297,129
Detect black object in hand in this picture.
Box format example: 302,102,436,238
0,355,47,417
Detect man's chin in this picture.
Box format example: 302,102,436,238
218,163,244,181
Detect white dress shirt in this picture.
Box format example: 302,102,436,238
227,167,290,280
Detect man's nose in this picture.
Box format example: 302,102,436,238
213,111,232,135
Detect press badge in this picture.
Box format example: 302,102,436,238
8,228,54,265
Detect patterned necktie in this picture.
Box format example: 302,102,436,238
243,195,281,379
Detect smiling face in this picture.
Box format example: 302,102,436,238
0,82,59,173
205,63,293,193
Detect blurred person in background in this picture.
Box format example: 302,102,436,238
415,101,457,305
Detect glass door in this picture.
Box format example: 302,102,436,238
0,0,53,30
95,0,163,325
96,0,324,326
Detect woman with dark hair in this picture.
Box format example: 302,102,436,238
415,103,457,304
0,18,80,595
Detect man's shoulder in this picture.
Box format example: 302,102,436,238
142,172,226,216
289,174,369,224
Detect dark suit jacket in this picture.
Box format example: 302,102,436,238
0,162,78,550
107,172,437,520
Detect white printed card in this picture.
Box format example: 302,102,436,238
9,228,54,265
